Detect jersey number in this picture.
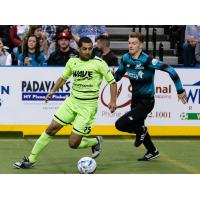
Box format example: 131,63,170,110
84,126,91,134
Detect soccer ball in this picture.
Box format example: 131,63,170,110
77,157,97,174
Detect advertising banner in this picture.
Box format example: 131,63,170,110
98,69,200,126
0,67,200,135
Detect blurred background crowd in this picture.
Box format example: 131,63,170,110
0,25,200,67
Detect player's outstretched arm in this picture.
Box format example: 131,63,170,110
108,83,117,113
149,59,187,104
45,77,66,103
178,90,187,104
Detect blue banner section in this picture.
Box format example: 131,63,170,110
22,92,70,101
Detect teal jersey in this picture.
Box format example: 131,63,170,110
61,56,116,100
114,52,185,98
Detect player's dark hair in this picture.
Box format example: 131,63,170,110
78,37,93,47
96,35,110,47
129,32,144,43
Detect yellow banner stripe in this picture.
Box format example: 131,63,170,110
0,125,200,136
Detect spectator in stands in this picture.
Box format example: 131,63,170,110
168,25,185,64
0,26,12,51
42,25,57,46
18,35,46,66
29,25,48,58
195,41,200,65
183,25,200,66
48,25,77,56
47,31,78,66
0,37,12,66
95,35,119,66
57,26,71,36
10,25,29,64
70,25,108,45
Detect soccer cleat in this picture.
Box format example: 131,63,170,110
13,156,35,169
134,127,147,147
91,136,103,159
137,150,160,161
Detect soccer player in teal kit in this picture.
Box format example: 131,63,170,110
114,32,187,161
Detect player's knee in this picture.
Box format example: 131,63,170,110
45,128,54,136
115,119,126,132
46,125,59,136
68,140,79,149
46,128,56,136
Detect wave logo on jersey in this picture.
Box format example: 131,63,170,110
152,59,159,66
73,70,93,80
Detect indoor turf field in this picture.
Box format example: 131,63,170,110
1,136,200,174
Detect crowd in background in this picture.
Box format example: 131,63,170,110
183,25,200,66
0,25,200,67
0,25,119,67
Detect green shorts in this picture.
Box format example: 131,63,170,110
53,96,98,136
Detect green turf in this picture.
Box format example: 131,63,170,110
1,137,200,174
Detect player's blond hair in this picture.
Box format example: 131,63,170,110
129,32,144,43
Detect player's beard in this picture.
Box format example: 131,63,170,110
79,54,91,61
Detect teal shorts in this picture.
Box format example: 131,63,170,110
53,96,98,136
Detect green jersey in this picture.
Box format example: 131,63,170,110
61,56,116,100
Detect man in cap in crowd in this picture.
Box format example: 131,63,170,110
47,31,78,66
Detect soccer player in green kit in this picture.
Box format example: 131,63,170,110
14,37,117,169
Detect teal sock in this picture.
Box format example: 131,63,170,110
28,131,52,163
78,137,98,149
